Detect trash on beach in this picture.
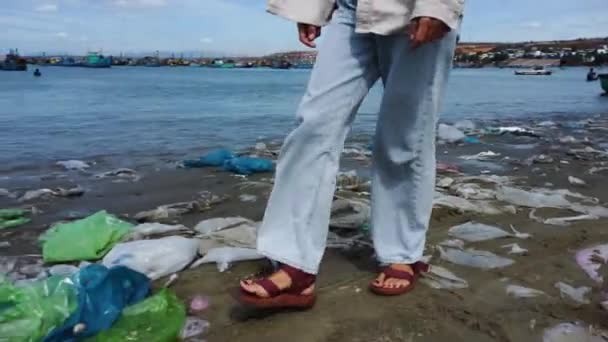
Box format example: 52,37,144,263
191,247,263,272
526,154,554,165
0,188,17,198
223,157,274,175
48,264,79,277
196,218,258,250
487,126,539,138
420,264,468,290
589,166,608,175
189,295,210,314
41,211,133,263
501,243,528,255
543,322,608,342
459,151,501,161
0,274,78,342
450,183,496,200
194,217,255,235
102,236,199,280
337,170,369,191
53,186,85,198
0,241,10,248
555,281,591,304
454,120,476,131
433,192,507,215
463,136,481,144
56,160,90,171
183,149,235,168
44,264,150,341
506,284,545,298
330,197,371,229
438,239,465,249
538,121,556,127
437,246,515,269
575,244,608,283
447,222,512,242
327,232,372,249
436,162,461,174
0,208,31,229
19,188,55,202
86,289,186,342
180,317,210,340
437,177,455,188
134,201,205,222
558,136,578,144
530,210,598,226
239,194,258,202
94,168,140,182
125,223,190,240
568,176,586,186
437,123,465,143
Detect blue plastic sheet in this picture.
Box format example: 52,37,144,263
223,157,274,175
183,149,235,168
464,136,481,144
44,264,150,342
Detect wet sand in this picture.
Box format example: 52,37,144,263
2,116,608,341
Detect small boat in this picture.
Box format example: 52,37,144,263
82,51,112,68
0,49,27,71
33,69,41,77
515,66,552,76
599,74,608,94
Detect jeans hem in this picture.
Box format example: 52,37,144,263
257,248,319,275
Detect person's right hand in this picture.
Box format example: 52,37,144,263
298,23,321,48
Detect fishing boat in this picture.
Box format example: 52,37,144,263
82,51,112,68
599,74,608,94
514,66,552,76
0,49,27,71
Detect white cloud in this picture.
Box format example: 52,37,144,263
521,21,542,28
55,31,68,38
35,4,58,12
200,37,213,44
113,0,167,8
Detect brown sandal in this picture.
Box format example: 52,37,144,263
369,262,429,296
239,264,317,309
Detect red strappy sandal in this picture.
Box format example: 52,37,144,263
239,264,317,309
369,261,429,296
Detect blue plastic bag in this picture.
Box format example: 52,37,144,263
44,264,150,342
223,157,274,175
463,136,481,144
183,149,235,168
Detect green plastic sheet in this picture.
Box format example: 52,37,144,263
0,276,78,342
0,209,30,230
86,289,186,342
41,211,133,263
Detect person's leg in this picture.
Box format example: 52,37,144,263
370,29,458,290
250,1,379,292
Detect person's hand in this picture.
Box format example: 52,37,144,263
409,17,450,49
298,23,321,48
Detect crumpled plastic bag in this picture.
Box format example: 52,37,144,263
223,157,274,175
575,244,608,283
85,289,186,342
44,264,150,342
448,222,512,242
543,322,608,342
191,247,263,272
555,281,590,304
124,223,190,241
506,285,545,298
103,236,199,280
437,123,465,143
0,275,78,342
183,149,235,168
0,209,31,229
41,211,133,263
420,265,468,289
438,246,514,269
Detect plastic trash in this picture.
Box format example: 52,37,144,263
420,265,468,289
543,322,607,342
239,194,258,202
20,188,55,202
459,151,501,160
538,120,556,127
85,289,185,342
330,198,371,229
180,317,210,339
454,120,476,131
44,264,150,341
530,209,598,226
487,126,539,138
223,157,274,175
575,244,608,283
189,295,210,313
0,208,31,229
191,247,263,272
568,176,586,186
134,201,202,222
0,275,78,342
450,183,496,200
438,239,465,249
437,123,465,143
56,160,90,171
433,192,506,215
93,168,140,182
438,246,514,269
437,177,455,188
448,222,512,242
194,216,255,235
102,236,199,280
125,223,190,240
506,285,545,298
463,136,481,144
41,211,133,263
48,264,80,277
555,282,590,304
199,221,258,249
183,149,235,168
501,243,528,255
559,136,578,144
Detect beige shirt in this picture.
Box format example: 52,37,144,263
267,0,464,35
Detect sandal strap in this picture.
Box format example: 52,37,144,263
412,261,429,275
382,267,415,282
281,264,316,294
254,278,281,297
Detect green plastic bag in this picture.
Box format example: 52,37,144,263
0,209,30,230
41,211,133,263
86,289,186,342
0,276,78,342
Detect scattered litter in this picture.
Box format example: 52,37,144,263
436,162,461,174
223,157,274,175
94,168,140,182
41,211,133,263
559,136,578,144
543,322,608,342
438,239,465,249
0,208,31,229
538,121,556,127
450,183,496,200
337,170,368,191
509,225,532,239
459,151,501,161
437,123,465,143
327,232,372,249
183,149,235,168
330,197,370,229
448,222,512,242
180,317,210,339
420,264,468,289
506,285,545,298
191,247,263,272
437,177,454,188
189,295,210,314
502,243,528,255
56,160,90,171
194,217,255,235
125,223,190,240
48,264,79,277
255,142,268,151
463,136,481,144
197,218,258,249
438,246,514,269
575,244,608,283
530,209,598,226
134,201,206,222
433,192,507,215
19,188,54,202
568,176,586,186
488,126,539,138
53,186,85,197
0,241,10,248
555,281,591,304
527,154,554,164
103,236,199,280
589,166,608,174
454,120,476,131
0,188,16,198
239,194,258,202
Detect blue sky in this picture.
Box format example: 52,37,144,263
1,0,607,56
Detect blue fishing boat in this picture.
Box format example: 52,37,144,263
82,52,112,68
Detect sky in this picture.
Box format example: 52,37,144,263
1,0,607,56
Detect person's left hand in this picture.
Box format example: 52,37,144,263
409,17,450,49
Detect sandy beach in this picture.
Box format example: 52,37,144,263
2,115,608,341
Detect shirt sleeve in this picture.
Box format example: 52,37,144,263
267,0,336,26
411,0,465,30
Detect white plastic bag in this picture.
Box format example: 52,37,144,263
102,236,199,280
191,247,263,272
438,246,514,269
448,222,512,242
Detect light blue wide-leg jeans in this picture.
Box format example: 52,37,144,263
257,0,458,274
